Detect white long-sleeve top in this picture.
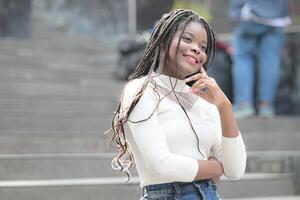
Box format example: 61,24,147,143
122,73,247,187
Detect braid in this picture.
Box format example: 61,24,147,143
107,9,216,180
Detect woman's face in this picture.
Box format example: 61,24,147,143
163,21,208,79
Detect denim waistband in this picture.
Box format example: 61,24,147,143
142,179,217,197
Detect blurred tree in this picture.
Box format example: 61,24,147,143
172,0,211,22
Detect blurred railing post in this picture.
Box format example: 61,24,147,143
0,0,32,39
128,0,137,34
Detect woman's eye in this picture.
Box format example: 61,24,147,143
182,37,191,43
201,46,207,52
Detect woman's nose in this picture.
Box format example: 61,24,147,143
191,44,200,54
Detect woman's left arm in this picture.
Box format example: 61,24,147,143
185,69,247,179
217,100,239,138
211,102,247,180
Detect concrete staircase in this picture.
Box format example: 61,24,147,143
0,24,299,200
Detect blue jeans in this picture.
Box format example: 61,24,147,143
141,179,221,200
232,20,284,108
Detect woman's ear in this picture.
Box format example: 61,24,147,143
159,43,166,56
160,42,166,50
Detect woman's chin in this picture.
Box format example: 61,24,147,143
184,64,200,73
184,68,199,76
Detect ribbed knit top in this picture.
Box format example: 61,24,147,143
121,73,247,187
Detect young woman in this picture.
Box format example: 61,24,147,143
108,9,247,199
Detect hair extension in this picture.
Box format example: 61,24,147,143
106,9,216,180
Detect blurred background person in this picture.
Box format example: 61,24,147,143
229,0,291,118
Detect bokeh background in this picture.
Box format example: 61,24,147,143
0,0,300,199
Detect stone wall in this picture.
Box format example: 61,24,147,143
33,0,173,41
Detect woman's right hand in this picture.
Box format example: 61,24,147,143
208,157,223,183
195,157,224,182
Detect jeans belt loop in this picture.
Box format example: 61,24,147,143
172,182,181,199
142,186,148,197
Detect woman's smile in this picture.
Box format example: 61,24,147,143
183,54,199,65
162,21,208,79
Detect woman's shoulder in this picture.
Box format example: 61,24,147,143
122,76,159,120
123,76,148,99
122,76,156,107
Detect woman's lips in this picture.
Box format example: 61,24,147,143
184,55,198,65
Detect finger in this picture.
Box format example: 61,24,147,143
184,73,201,83
208,77,216,83
185,72,208,83
192,79,210,90
212,177,220,184
200,68,211,79
195,78,216,90
191,79,203,88
200,67,208,75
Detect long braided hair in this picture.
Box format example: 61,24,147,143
107,9,216,180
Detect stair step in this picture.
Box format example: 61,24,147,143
236,117,300,132
0,59,117,75
224,196,300,200
0,115,111,132
0,81,122,96
247,151,300,173
0,127,299,153
0,151,299,180
0,178,140,200
219,173,295,198
0,51,117,66
0,173,294,200
243,133,300,150
0,153,138,179
0,99,117,114
0,38,114,53
0,78,123,89
0,67,116,81
0,92,121,103
0,132,111,154
0,47,102,59
0,150,298,181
